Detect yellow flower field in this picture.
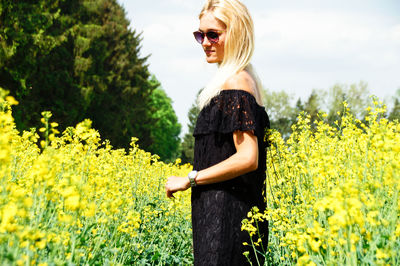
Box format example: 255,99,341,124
0,90,193,265
1,88,399,265
244,101,400,265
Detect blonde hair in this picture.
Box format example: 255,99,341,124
197,0,263,109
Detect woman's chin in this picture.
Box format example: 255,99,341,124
205,57,219,64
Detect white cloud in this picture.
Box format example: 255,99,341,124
390,24,400,43
252,9,400,77
253,10,382,54
168,0,202,9
142,14,196,41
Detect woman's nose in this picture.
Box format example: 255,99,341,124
202,36,212,47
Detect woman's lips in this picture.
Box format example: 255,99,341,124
205,50,214,55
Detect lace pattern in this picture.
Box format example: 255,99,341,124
191,90,270,265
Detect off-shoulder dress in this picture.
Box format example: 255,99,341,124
192,89,270,266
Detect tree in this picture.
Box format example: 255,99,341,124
304,90,321,122
0,0,81,129
389,88,400,121
261,88,296,138
180,91,201,164
147,76,181,162
290,97,305,125
293,98,305,116
323,82,371,123
81,0,158,150
0,0,159,151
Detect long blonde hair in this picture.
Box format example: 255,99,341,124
197,0,263,109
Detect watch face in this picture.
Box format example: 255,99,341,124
189,171,197,179
188,170,197,187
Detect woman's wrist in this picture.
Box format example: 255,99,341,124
185,178,191,189
188,170,198,187
193,170,204,185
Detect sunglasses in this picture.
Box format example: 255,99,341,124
193,30,225,44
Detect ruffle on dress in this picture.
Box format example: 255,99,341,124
193,89,270,148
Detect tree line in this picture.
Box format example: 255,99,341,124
0,0,180,161
180,84,400,164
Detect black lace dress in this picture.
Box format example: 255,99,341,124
192,89,270,266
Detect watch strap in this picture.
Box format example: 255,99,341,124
188,170,198,187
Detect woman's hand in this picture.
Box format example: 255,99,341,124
165,176,190,198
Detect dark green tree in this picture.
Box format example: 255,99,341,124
0,0,80,129
81,0,157,150
147,77,181,162
389,89,400,122
180,91,201,164
289,97,305,125
293,98,305,116
304,90,321,125
0,0,159,151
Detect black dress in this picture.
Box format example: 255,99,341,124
192,89,270,266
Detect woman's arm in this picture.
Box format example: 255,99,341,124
196,130,258,185
165,71,258,198
165,130,258,198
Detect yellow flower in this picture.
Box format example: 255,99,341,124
36,240,47,249
376,249,389,259
5,96,18,105
309,239,321,253
395,224,400,237
0,202,18,233
84,203,96,217
65,195,80,211
298,254,311,265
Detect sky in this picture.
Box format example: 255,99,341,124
118,0,400,135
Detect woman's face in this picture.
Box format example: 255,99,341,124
198,12,226,64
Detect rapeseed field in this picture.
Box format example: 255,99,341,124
244,101,400,265
0,90,193,265
1,89,399,265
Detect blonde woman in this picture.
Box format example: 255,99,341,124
165,0,269,264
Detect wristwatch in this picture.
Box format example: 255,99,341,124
188,170,198,187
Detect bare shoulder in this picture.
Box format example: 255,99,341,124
222,70,256,96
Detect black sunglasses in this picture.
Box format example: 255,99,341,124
193,30,225,44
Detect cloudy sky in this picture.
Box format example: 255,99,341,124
118,0,400,134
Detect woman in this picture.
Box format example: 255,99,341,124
165,0,270,265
